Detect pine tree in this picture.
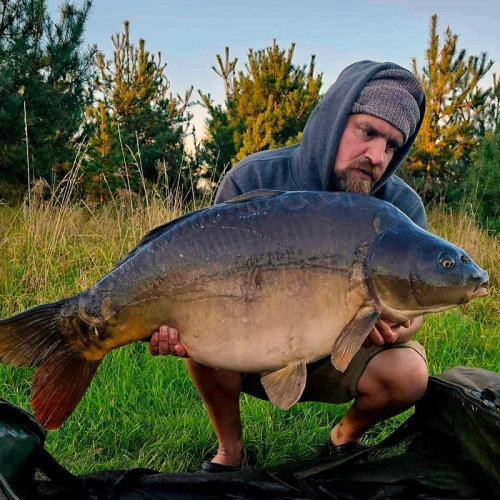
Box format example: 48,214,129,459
485,72,500,130
0,0,94,183
198,41,322,184
405,14,493,201
84,102,129,202
85,20,193,197
463,125,500,231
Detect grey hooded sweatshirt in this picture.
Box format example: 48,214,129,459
214,60,427,230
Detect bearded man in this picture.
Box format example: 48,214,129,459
149,60,428,472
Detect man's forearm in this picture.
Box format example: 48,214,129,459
395,315,424,344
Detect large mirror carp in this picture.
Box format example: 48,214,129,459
0,190,489,429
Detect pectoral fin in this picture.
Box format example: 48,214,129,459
332,306,379,373
261,361,307,410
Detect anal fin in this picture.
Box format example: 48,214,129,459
31,342,101,430
261,361,307,410
332,306,379,373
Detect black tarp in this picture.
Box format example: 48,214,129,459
23,367,500,500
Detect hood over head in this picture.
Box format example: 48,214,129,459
291,61,426,194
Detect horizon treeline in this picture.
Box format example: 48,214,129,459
1,1,500,227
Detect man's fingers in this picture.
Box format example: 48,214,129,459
377,319,398,344
368,327,385,346
168,327,189,357
148,325,189,358
174,344,189,357
149,331,159,356
400,319,411,329
155,325,168,355
167,327,178,355
158,325,175,355
365,318,413,350
149,326,179,356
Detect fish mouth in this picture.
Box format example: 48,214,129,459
472,283,489,298
462,280,489,302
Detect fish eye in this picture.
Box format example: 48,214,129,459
439,254,456,269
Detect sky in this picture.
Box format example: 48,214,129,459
48,0,500,140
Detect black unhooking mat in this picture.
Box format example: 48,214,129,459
5,366,500,500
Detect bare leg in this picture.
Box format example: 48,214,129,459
186,358,244,466
331,348,428,445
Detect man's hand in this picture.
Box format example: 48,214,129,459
149,325,189,358
363,316,422,348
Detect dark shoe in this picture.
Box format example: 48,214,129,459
319,439,368,460
200,447,250,473
200,461,242,473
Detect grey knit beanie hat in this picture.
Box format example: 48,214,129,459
352,68,425,143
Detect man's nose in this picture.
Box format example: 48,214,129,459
365,140,387,166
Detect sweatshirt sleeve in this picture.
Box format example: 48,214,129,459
214,174,243,204
379,176,428,231
406,200,428,231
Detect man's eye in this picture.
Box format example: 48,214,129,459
386,143,398,153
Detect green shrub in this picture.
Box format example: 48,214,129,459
464,126,500,230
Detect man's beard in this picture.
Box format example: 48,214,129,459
330,159,382,194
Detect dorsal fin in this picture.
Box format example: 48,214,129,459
227,189,286,203
112,208,206,270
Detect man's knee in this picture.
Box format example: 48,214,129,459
357,348,428,407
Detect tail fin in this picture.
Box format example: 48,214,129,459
0,299,101,430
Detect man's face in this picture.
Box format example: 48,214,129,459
331,113,405,194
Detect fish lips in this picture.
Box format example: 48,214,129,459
464,274,489,301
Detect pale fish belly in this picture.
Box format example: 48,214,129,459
167,267,367,373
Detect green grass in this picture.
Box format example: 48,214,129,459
0,198,499,475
